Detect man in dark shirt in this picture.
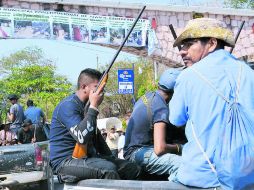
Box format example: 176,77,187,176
50,68,140,182
124,69,186,179
7,94,25,134
18,118,35,144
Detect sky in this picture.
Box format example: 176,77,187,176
0,39,137,84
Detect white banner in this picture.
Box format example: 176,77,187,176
0,7,158,53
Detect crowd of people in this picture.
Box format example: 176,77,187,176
0,96,47,146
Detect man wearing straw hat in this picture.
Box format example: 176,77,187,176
169,18,254,188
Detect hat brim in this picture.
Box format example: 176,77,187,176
173,27,235,48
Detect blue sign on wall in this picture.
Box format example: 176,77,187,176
118,69,134,94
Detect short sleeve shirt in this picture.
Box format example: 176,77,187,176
124,91,170,159
10,103,24,125
18,128,33,144
25,106,45,124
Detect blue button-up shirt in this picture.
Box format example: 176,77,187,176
169,49,254,188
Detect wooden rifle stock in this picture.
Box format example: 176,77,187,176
72,5,146,159
72,74,108,159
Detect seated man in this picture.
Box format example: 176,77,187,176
18,118,35,144
0,122,17,146
124,69,186,179
50,68,140,183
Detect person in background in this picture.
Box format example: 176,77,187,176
124,69,184,179
7,94,25,134
100,128,107,140
116,128,125,159
0,122,17,146
25,99,47,142
25,99,46,125
106,126,119,158
18,118,35,144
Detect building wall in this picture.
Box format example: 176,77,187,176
1,0,254,67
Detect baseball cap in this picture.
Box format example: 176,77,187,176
22,118,32,127
158,68,181,92
8,94,18,100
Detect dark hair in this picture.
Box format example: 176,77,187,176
27,99,34,107
22,118,32,127
77,68,102,89
199,37,226,50
8,94,18,100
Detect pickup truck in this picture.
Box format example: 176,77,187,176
0,124,54,190
0,124,217,190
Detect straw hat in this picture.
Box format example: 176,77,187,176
173,18,235,48
116,128,123,132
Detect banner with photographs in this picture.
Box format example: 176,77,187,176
0,7,158,54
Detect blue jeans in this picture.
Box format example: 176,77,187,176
130,146,180,181
56,155,141,182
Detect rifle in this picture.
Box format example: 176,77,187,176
229,21,245,53
72,5,146,159
169,24,181,52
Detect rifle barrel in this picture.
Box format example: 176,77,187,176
169,24,181,52
230,21,245,54
96,6,146,90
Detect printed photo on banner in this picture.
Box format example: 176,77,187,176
127,30,144,46
0,19,12,38
109,28,125,45
53,23,70,40
14,20,50,39
91,26,108,43
0,7,158,54
72,25,89,42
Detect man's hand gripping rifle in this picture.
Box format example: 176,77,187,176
72,5,146,159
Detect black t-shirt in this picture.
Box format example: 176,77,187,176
18,128,33,144
124,91,170,159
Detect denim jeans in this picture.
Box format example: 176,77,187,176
130,146,180,181
56,155,141,182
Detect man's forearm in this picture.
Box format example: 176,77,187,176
69,108,99,144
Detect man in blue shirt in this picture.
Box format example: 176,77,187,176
25,100,46,125
168,18,254,188
124,69,186,179
50,68,140,182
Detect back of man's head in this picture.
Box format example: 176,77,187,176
27,99,34,107
158,68,181,92
8,94,18,101
77,68,102,89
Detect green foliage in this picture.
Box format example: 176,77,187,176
224,0,254,9
121,118,127,131
0,47,73,122
98,58,156,119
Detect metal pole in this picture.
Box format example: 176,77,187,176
154,61,158,81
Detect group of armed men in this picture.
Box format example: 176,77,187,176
49,18,254,189
0,96,46,146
